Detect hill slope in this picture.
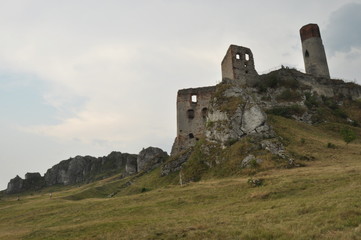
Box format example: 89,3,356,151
1,115,361,239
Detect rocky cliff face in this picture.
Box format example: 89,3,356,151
6,147,168,194
44,151,137,186
137,147,168,172
205,81,274,146
6,173,45,194
6,175,23,194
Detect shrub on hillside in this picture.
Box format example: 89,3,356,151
276,89,302,102
266,105,306,119
326,143,336,149
340,127,357,145
304,92,320,109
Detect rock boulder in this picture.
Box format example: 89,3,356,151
6,172,45,194
137,147,169,172
44,152,138,186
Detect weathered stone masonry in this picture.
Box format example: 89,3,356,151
300,23,330,78
171,45,258,155
221,44,258,84
171,86,215,154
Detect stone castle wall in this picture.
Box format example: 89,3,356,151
221,45,258,85
171,44,259,155
171,86,215,155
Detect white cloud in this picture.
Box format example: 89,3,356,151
324,2,361,54
328,47,361,83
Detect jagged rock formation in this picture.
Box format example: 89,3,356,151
44,151,137,186
205,81,274,146
6,173,45,194
6,175,24,194
161,149,192,177
241,155,263,168
137,147,168,172
6,147,169,194
255,68,361,107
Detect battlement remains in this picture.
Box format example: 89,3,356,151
221,45,258,85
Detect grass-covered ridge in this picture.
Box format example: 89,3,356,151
1,115,361,239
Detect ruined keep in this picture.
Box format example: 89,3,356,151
221,45,258,84
171,45,259,155
171,86,215,154
300,23,330,78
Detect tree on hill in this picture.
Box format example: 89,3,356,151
340,127,357,145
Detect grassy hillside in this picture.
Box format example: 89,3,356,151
1,116,361,239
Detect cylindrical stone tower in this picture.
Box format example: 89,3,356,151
300,23,330,78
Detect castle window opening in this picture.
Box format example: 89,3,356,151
202,107,208,119
236,53,241,60
188,133,194,139
187,109,195,119
245,53,250,61
305,50,309,57
191,94,198,103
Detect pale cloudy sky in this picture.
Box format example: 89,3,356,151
1,0,360,189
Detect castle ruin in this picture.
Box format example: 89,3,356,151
171,45,259,154
171,23,339,155
221,45,258,84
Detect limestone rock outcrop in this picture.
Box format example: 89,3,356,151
24,172,46,189
5,147,168,193
6,175,24,194
161,149,192,176
44,151,137,186
241,154,263,168
205,83,274,147
137,147,169,172
6,172,45,194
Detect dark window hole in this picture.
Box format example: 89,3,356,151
202,108,208,119
187,109,195,119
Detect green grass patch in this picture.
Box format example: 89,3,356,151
266,105,306,118
276,89,303,102
211,82,243,115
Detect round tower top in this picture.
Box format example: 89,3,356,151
300,23,321,42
